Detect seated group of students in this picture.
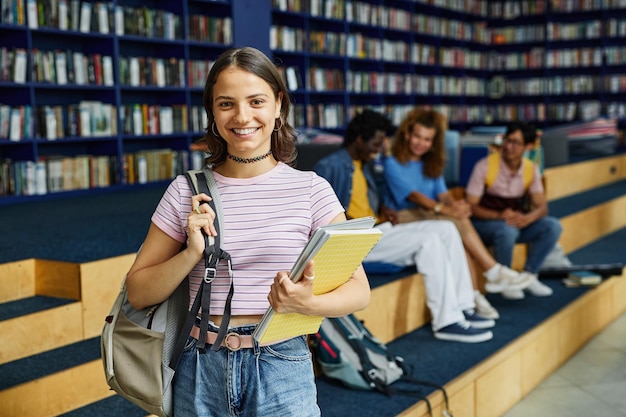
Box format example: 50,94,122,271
313,108,563,343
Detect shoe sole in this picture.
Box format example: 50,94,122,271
485,274,534,293
527,290,553,297
434,330,493,343
475,310,500,320
502,292,525,300
467,320,495,329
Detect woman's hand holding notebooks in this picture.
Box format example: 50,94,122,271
252,217,382,344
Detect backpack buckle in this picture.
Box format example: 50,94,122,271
203,267,216,283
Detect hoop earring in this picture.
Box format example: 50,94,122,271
211,122,220,138
273,118,283,132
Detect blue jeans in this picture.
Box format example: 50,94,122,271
173,323,320,417
471,216,562,274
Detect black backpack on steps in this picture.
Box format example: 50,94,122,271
311,314,452,417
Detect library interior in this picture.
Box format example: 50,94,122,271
1,1,626,416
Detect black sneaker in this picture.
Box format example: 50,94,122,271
463,309,496,329
434,321,493,343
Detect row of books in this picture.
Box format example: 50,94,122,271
489,0,545,18
23,0,183,39
550,0,626,12
502,76,600,96
1,101,208,141
0,48,27,83
118,56,185,88
346,71,485,96
187,59,215,88
5,0,233,43
0,105,33,140
26,0,111,34
412,14,490,44
123,149,188,186
117,5,181,39
307,67,345,92
1,101,116,141
492,25,545,44
0,154,116,196
273,0,489,17
187,14,232,44
547,21,602,41
298,100,626,130
118,104,191,136
282,65,624,97
277,66,303,91
0,147,207,197
35,101,117,139
31,49,114,86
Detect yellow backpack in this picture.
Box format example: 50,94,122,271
485,152,534,190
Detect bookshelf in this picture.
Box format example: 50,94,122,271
486,1,626,127
0,0,235,203
3,0,626,203
271,0,491,130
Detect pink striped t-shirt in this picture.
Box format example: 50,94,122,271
151,162,344,316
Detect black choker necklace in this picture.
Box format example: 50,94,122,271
227,150,273,164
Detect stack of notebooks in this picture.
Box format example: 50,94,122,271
253,217,382,344
562,270,603,287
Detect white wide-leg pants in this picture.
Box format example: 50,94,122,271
365,220,474,331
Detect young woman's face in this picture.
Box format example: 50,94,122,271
406,123,436,159
212,66,282,155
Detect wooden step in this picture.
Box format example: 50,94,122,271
544,153,626,201
0,298,83,365
559,193,626,253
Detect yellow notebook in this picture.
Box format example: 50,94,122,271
252,218,382,344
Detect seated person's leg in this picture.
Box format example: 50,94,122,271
471,219,533,294
366,221,493,343
518,216,563,274
515,217,563,298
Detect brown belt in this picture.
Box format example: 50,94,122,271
190,325,273,351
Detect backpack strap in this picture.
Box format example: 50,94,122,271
166,169,218,368
485,152,534,191
185,168,234,353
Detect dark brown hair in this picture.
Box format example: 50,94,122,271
391,107,447,178
201,47,297,166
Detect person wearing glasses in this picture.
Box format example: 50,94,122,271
465,121,562,300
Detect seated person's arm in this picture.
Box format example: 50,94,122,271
379,204,398,224
524,191,549,223
467,193,501,220
407,190,438,211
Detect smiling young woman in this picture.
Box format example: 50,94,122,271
125,47,371,417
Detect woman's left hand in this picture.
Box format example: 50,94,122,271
267,261,316,315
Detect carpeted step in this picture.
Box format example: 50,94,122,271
548,179,626,218
0,337,101,391
0,295,75,321
568,226,626,266
58,393,148,417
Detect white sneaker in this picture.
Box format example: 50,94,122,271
484,265,534,293
502,289,525,300
525,275,553,297
474,291,500,319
